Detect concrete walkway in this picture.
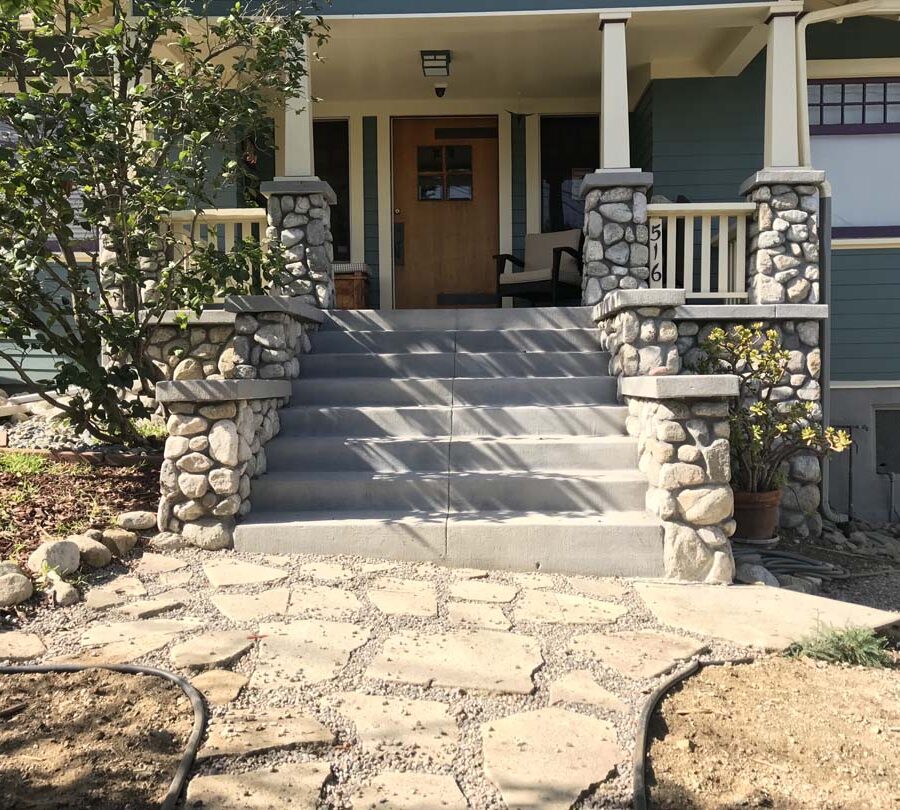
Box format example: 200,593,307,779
2,550,898,809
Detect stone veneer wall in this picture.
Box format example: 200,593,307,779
580,173,653,306
264,181,337,310
625,391,735,582
158,394,284,549
744,172,824,306
232,311,310,381
147,319,236,382
596,291,828,539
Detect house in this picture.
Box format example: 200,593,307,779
3,0,900,551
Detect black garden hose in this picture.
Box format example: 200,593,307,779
0,663,208,810
633,657,755,810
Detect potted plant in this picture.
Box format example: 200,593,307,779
698,323,851,540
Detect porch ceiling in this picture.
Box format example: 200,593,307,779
313,5,777,105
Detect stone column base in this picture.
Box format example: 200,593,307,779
262,178,337,310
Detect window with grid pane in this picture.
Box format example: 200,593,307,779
416,145,472,201
809,78,900,133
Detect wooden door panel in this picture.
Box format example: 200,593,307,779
393,117,499,309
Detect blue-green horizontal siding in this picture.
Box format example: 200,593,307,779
362,116,380,308
647,55,765,203
0,341,57,387
831,248,900,380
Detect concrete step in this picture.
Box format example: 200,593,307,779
232,509,664,577
451,377,617,406
448,436,637,471
279,405,451,437
267,437,450,473
451,405,627,437
234,510,448,561
250,469,645,513
321,306,595,332
264,435,637,474
309,328,600,355
250,471,449,512
449,471,647,512
290,378,453,407
445,511,664,577
299,351,611,379
288,376,617,407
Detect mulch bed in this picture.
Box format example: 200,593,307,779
648,657,900,810
0,462,159,559
0,669,193,810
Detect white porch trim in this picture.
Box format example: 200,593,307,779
598,12,632,170
282,37,316,179
764,11,801,168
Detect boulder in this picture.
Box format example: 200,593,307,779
117,511,158,531
735,562,780,587
26,540,80,576
68,535,113,569
0,563,34,606
101,528,138,556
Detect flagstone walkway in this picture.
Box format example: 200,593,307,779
2,548,898,809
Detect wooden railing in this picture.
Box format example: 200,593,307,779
165,207,269,258
647,202,755,300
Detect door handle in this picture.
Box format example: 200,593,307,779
394,221,405,266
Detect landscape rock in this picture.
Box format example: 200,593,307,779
0,563,33,606
26,540,80,576
116,510,157,531
69,535,112,569
101,528,138,556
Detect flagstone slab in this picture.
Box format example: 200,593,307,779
515,589,629,625
197,707,334,759
349,773,467,810
186,762,330,809
452,568,489,580
368,578,437,617
569,578,629,600
449,580,518,604
366,630,542,695
203,560,287,589
157,569,193,588
298,561,354,583
358,562,396,574
635,581,900,651
118,588,191,619
333,691,458,763
70,619,201,664
481,707,624,810
513,572,557,590
251,620,371,689
135,553,188,577
0,631,45,661
569,630,707,679
211,587,291,622
171,630,255,669
287,584,361,620
85,576,147,610
447,601,511,631
549,670,628,712
191,669,248,705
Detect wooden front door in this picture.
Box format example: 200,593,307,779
392,117,499,309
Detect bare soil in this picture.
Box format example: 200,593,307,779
0,462,158,559
648,657,900,809
0,669,194,810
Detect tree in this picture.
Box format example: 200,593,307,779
0,0,326,443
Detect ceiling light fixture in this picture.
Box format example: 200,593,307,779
421,50,452,78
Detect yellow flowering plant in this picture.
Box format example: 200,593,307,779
698,323,851,493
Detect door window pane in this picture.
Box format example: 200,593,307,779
418,174,444,201
540,115,599,233
445,145,472,171
447,173,473,200
417,146,443,173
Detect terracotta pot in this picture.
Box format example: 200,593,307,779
732,489,782,540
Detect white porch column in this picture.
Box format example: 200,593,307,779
764,10,801,168
281,36,316,179
599,12,632,171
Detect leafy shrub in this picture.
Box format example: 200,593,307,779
787,625,893,668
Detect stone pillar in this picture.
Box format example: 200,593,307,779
621,375,739,584
579,171,654,306
262,179,337,310
741,169,825,305
156,380,290,550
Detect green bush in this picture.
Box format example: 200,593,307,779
786,625,893,668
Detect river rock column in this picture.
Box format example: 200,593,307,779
741,169,825,305
262,179,337,310
579,171,654,306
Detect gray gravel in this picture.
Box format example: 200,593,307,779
15,545,757,810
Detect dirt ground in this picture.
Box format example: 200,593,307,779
0,461,158,560
0,669,194,810
648,657,900,810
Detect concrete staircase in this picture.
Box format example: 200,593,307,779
233,307,665,576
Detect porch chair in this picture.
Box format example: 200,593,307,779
494,229,583,306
